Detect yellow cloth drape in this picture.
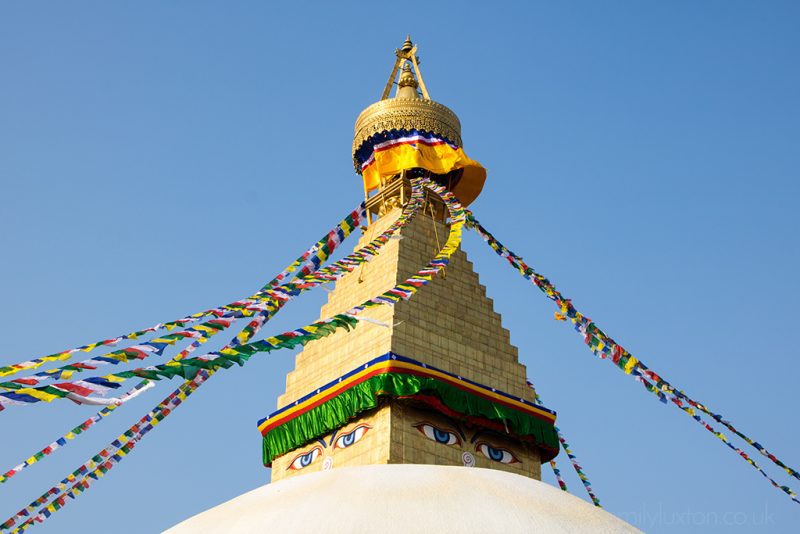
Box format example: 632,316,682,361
361,142,485,193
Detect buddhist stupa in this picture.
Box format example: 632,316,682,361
165,37,639,534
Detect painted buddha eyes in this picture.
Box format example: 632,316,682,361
288,420,519,472
334,424,372,450
288,445,322,470
288,424,373,471
412,421,521,465
413,422,462,446
475,441,519,464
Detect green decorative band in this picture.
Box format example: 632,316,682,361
259,353,558,465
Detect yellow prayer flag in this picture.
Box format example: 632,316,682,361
102,375,126,383
150,337,178,345
623,356,639,374
17,388,60,403
194,325,217,334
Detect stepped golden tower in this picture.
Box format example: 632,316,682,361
270,197,548,480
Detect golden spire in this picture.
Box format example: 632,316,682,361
378,35,430,101
395,62,419,99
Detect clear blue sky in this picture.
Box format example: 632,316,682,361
1,2,798,532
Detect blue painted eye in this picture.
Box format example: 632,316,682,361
433,428,451,443
413,422,462,446
476,442,519,464
333,424,372,450
288,446,322,470
486,446,504,461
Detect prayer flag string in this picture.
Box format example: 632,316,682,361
550,459,568,492
467,213,800,505
0,318,236,394
0,371,212,533
526,381,601,507
0,311,239,484
5,311,273,531
0,380,153,484
0,209,369,408
0,199,377,494
0,204,367,380
0,199,349,528
0,305,245,481
2,176,462,532
6,310,274,532
632,370,800,505
0,186,429,410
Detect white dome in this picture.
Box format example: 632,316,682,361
164,464,640,533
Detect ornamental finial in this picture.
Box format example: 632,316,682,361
401,35,413,53
396,62,419,99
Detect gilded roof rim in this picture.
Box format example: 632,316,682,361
352,98,463,171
